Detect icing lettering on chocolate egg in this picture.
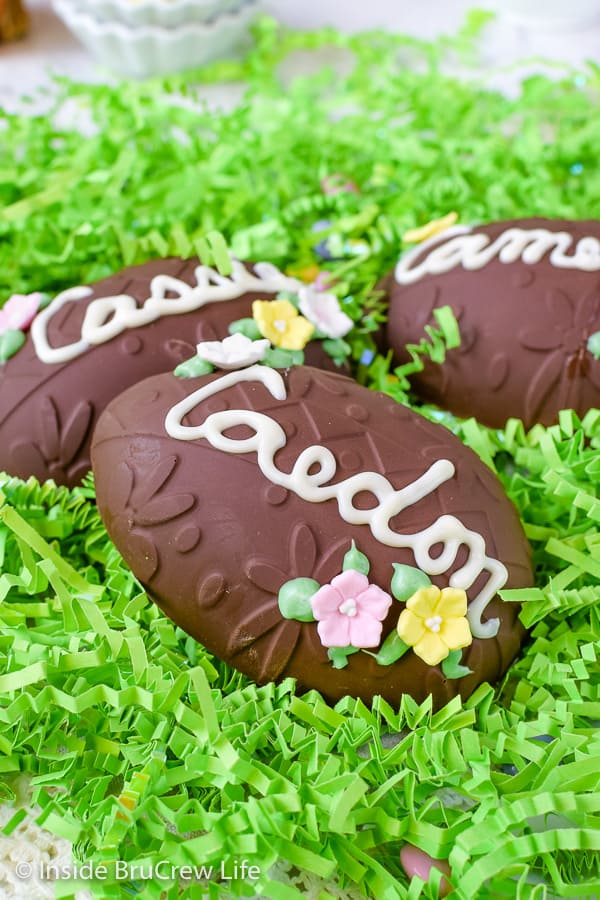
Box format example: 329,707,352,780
30,260,300,363
91,364,534,707
387,218,600,428
0,258,340,486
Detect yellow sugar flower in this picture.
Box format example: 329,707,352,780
252,299,314,351
397,585,472,666
402,211,458,244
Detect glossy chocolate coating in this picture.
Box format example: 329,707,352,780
386,218,600,428
92,365,533,708
0,258,339,487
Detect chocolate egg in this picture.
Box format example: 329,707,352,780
386,218,600,428
0,258,339,486
91,363,533,707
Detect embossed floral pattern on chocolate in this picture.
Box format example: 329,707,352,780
9,396,94,485
387,217,600,428
0,257,341,487
107,455,195,581
230,522,350,680
92,365,533,707
518,287,600,421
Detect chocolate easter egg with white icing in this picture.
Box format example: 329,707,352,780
91,363,533,707
387,218,600,428
0,258,340,487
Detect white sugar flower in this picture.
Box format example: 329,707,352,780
196,333,270,369
298,286,353,339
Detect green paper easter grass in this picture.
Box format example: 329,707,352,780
0,12,599,900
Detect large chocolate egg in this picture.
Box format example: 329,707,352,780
0,258,338,486
91,364,533,708
386,218,600,428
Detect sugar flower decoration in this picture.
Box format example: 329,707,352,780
196,333,270,370
311,570,393,648
252,299,314,350
396,585,472,666
0,292,43,335
402,212,458,244
298,286,353,339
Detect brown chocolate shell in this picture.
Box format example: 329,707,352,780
386,218,600,428
91,364,533,708
0,258,338,486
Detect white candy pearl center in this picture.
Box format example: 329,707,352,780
425,615,443,633
274,319,287,333
339,598,358,617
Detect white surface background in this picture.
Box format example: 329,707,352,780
0,0,600,107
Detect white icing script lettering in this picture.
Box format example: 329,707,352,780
395,224,600,285
30,260,302,365
164,365,507,638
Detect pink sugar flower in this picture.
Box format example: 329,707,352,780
0,292,42,335
311,570,393,648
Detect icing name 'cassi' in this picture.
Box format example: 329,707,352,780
30,260,302,365
164,365,507,639
395,224,600,285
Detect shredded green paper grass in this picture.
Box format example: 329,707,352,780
0,12,599,899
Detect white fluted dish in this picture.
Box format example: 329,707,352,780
499,0,600,29
53,0,259,78
74,0,250,29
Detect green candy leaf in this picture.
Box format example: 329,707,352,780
37,292,52,310
278,577,319,622
390,564,432,602
322,337,351,355
0,329,25,363
327,646,360,669
262,347,304,369
228,317,263,340
587,331,600,360
441,649,474,679
173,356,215,379
322,337,351,364
373,630,410,666
342,540,370,575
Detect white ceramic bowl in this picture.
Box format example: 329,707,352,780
53,0,259,77
75,0,249,29
498,0,600,29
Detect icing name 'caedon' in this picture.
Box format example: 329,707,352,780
164,365,507,639
395,224,600,285
30,260,302,365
